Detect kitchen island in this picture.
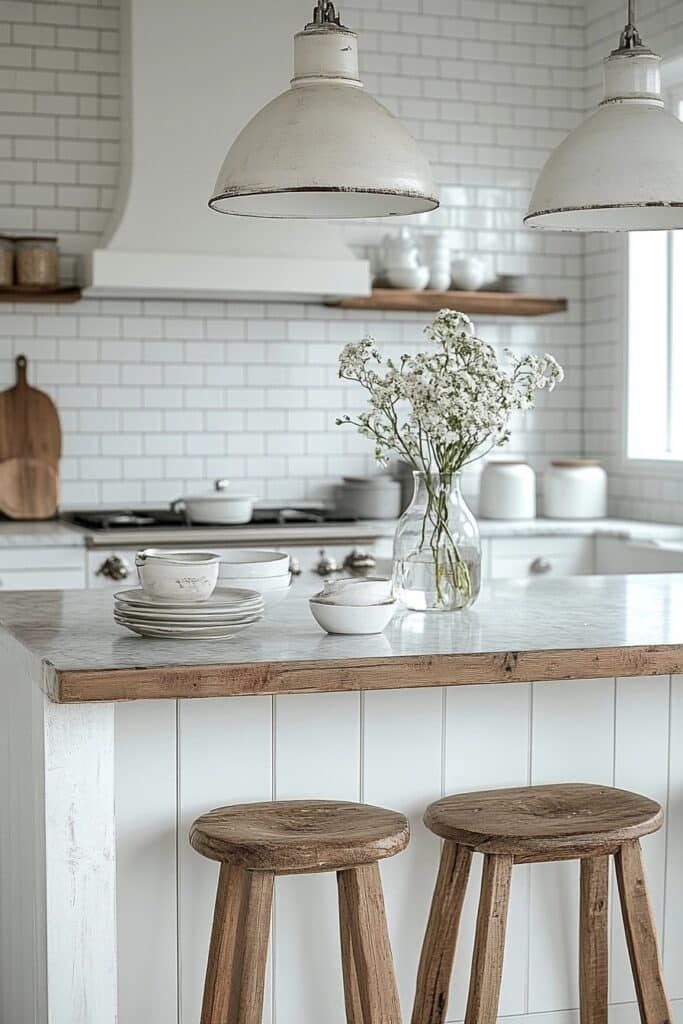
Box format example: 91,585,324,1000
1,576,682,1024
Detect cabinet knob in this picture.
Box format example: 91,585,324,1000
313,549,340,576
96,555,130,581
530,557,551,575
343,549,377,575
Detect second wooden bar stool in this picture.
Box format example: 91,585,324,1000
413,783,672,1024
191,798,409,1024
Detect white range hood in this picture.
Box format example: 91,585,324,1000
81,0,370,302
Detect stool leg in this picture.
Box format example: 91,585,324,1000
579,856,609,1024
464,853,513,1024
201,863,274,1024
337,862,402,1024
615,841,672,1024
412,842,473,1024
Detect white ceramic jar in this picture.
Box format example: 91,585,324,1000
543,459,607,519
479,460,536,520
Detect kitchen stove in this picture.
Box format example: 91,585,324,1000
63,505,358,531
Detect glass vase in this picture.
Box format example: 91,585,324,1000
392,471,481,611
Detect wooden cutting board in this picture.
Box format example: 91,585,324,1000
0,354,62,464
0,457,59,520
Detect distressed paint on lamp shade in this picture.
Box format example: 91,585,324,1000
525,50,683,231
209,22,439,219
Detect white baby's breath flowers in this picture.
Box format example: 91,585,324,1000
337,308,563,474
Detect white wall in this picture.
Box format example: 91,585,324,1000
0,0,585,508
583,0,683,523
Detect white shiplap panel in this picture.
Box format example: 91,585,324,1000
444,683,531,1020
177,696,273,1024
665,675,683,999
274,692,361,1024
363,688,443,1020
44,696,118,1024
115,700,178,1024
610,676,670,1004
529,678,615,1014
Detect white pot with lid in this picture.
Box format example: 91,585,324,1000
479,460,536,520
543,460,607,519
172,480,257,525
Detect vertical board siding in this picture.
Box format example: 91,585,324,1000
115,701,178,1024
44,697,117,1024
362,688,444,1020
665,675,683,999
109,676,681,1024
274,692,361,1024
610,676,671,1005
529,678,616,1014
444,683,532,1020
177,696,273,1024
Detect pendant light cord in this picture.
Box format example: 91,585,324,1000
307,1,342,28
618,0,643,50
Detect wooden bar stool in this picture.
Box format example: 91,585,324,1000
412,783,672,1024
191,798,409,1024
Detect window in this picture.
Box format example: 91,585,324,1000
626,95,683,461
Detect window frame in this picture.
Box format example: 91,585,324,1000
622,83,683,473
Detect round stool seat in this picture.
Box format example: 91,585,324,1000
425,783,662,859
190,799,410,874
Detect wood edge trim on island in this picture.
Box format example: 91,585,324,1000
49,643,683,703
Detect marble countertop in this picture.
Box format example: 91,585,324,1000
4,573,683,703
3,515,683,548
0,520,86,546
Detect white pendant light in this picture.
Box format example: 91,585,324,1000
525,0,683,231
209,1,438,219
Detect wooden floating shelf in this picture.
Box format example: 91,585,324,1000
326,288,568,317
0,286,82,304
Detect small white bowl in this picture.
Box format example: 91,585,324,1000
218,571,292,592
218,549,291,579
136,549,219,602
316,576,393,606
386,265,430,290
309,598,397,635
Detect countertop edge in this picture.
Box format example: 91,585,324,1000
51,642,683,703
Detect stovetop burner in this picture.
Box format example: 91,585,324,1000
62,506,358,530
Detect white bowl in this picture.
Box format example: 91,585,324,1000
218,549,290,579
218,571,292,592
261,584,292,608
316,577,393,606
309,598,397,635
135,549,219,602
386,265,430,290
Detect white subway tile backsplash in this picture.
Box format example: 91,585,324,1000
0,0,588,506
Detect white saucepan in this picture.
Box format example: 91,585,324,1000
172,479,256,525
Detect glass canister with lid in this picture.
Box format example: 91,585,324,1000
15,235,59,288
543,459,608,519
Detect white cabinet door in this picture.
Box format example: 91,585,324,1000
0,546,85,589
490,535,594,579
596,536,683,574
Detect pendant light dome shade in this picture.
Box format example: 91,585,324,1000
209,6,438,219
525,5,683,231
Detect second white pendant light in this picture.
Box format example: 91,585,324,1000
526,0,683,231
209,1,438,220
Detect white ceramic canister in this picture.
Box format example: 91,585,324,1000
543,459,607,519
478,460,536,520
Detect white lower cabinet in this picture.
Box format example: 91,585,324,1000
596,536,683,574
489,535,594,579
0,546,85,590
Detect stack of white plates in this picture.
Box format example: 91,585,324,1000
114,586,264,640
